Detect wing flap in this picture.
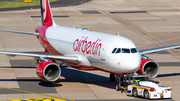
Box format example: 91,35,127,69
139,44,180,54
0,29,39,35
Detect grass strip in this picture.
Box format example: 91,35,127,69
0,0,57,9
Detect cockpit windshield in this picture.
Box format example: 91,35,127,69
112,48,138,54
112,48,117,53
131,48,138,53
122,48,130,53
116,48,121,53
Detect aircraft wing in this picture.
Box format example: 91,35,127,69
0,29,39,35
139,44,180,54
0,50,78,64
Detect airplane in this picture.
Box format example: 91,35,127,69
0,0,180,91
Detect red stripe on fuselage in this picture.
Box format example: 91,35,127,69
35,26,62,55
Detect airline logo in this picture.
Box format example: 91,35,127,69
41,0,53,26
42,0,46,20
73,36,102,56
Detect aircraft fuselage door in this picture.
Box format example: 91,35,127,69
101,40,111,61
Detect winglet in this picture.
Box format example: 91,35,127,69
40,0,56,27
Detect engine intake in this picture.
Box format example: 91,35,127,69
137,59,159,78
36,62,61,82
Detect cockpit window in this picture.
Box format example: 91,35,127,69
116,48,121,53
131,48,137,53
122,48,130,53
112,48,138,54
112,48,117,53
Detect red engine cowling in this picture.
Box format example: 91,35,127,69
36,62,61,82
137,59,159,78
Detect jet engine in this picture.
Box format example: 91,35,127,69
36,62,61,82
136,59,159,78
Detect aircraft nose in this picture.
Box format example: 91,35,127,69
125,54,141,72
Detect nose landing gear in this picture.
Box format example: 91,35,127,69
109,73,124,91
116,74,123,91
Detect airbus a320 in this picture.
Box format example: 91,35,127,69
0,0,179,90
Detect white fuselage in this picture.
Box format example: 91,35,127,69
45,26,141,73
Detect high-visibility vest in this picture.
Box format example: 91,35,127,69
135,80,140,82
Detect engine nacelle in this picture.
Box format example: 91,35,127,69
36,62,61,82
137,59,159,78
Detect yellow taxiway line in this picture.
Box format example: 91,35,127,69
0,86,74,101
10,97,66,101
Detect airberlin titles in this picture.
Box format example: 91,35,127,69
73,36,102,56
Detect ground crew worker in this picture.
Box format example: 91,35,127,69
134,78,140,84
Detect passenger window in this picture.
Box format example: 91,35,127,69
122,48,130,53
131,48,137,53
116,48,121,53
112,48,117,53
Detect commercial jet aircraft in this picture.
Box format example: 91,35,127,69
0,0,180,91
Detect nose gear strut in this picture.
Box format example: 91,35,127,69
116,74,124,91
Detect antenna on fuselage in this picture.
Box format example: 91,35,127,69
118,32,120,37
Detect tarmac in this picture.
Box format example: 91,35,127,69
0,0,180,101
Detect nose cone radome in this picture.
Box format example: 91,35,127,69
111,52,141,73
126,54,141,72
117,53,141,73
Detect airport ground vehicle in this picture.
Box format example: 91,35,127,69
119,75,172,99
